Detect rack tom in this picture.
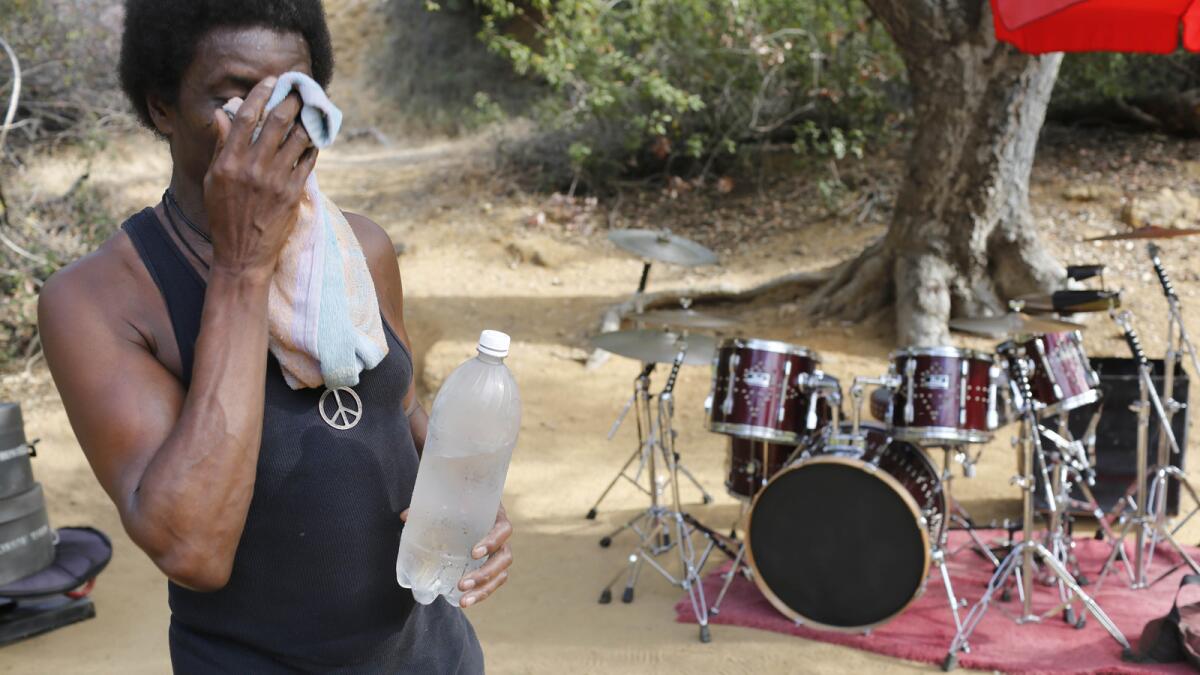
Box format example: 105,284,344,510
1019,331,1100,416
707,339,835,444
888,347,999,445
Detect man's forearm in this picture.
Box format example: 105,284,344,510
128,268,272,588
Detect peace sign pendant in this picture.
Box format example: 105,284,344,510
319,386,363,430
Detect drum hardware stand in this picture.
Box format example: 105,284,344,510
595,347,717,643
586,362,713,524
846,377,977,636
944,349,1132,672
1095,310,1200,591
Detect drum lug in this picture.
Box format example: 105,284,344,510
721,353,738,415
986,365,1000,429
904,359,917,424
778,360,794,424
959,360,969,427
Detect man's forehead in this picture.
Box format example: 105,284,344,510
191,26,312,86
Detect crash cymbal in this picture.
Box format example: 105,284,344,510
631,309,737,330
949,312,1085,339
590,329,716,365
1014,289,1121,314
1085,226,1200,242
608,229,718,266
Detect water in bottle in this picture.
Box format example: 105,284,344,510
396,330,521,606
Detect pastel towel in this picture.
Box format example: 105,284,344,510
224,72,388,390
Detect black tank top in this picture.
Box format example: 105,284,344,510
121,208,484,674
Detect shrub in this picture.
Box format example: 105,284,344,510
469,0,903,189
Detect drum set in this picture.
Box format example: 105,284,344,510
586,226,1200,668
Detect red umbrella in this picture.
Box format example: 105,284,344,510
991,0,1200,54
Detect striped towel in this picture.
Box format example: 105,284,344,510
223,72,388,390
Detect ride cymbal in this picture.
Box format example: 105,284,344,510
608,229,719,266
949,313,1085,339
590,329,716,365
1085,226,1200,242
631,309,737,330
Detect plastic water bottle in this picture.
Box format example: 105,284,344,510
396,330,521,606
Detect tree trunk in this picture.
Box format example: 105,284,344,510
810,0,1065,345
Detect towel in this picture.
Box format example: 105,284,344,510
223,72,388,390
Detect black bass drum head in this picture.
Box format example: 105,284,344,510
746,456,929,630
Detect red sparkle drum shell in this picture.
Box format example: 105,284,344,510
725,437,796,500
746,421,945,631
707,339,828,444
1020,331,1100,416
888,347,998,445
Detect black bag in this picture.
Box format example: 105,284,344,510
1130,574,1200,668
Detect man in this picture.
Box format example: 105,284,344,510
37,1,511,672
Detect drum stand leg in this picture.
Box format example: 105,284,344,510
939,447,1000,569
586,368,656,522
1093,315,1200,590
596,347,717,643
945,354,1132,672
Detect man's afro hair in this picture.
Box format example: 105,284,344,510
119,0,335,130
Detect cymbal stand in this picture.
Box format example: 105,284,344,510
586,362,712,523
597,347,718,643
1095,310,1200,590
944,349,1132,671
1147,246,1200,548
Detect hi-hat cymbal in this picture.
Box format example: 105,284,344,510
1014,289,1121,314
608,229,719,266
631,309,737,330
590,329,716,365
949,312,1085,339
1085,226,1200,242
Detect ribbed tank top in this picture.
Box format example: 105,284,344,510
121,208,484,674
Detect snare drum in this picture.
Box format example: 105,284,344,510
747,421,944,631
707,339,836,444
888,347,999,445
1020,331,1100,416
725,437,796,500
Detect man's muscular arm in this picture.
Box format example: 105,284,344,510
346,212,428,453
39,79,315,591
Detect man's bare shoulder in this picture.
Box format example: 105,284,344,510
342,211,397,273
39,228,150,333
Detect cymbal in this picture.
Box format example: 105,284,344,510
1085,226,1200,242
590,329,716,365
949,313,1085,339
1015,290,1121,314
608,229,718,266
631,309,737,330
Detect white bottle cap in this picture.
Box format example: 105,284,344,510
477,330,511,358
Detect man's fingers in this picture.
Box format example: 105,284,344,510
279,121,313,168
209,108,232,168
227,76,278,148
399,509,409,523
460,570,509,608
288,147,318,193
459,546,513,592
256,92,303,153
472,517,513,560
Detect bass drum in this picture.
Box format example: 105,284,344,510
746,422,944,631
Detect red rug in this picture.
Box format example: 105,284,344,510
675,530,1200,673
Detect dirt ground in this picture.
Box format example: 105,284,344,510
4,119,1200,675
